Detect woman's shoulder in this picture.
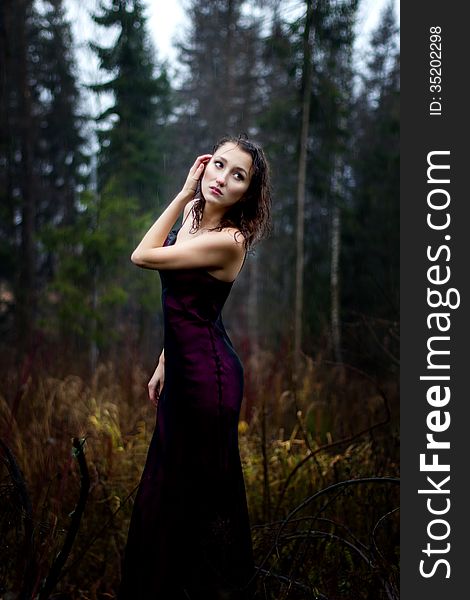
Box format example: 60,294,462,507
219,226,246,251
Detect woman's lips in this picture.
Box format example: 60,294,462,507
209,186,223,197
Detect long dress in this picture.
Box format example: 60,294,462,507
117,223,256,600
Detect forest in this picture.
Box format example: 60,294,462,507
0,0,399,598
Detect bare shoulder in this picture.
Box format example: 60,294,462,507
220,227,246,253
207,227,247,281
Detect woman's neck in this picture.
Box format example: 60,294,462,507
199,200,226,230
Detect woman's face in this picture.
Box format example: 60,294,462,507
201,142,253,209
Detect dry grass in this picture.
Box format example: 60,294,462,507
0,354,399,599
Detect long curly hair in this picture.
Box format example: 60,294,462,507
189,134,272,251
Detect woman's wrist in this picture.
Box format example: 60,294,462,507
175,189,196,205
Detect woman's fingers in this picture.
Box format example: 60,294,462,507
149,380,164,407
181,154,212,198
190,154,212,175
148,379,157,401
196,153,212,164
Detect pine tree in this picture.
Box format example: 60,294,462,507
301,0,359,350
31,0,89,358
90,0,172,210
34,0,89,271
0,0,87,357
342,1,400,370
0,0,37,354
253,1,359,356
174,0,264,150
255,8,303,348
74,0,174,365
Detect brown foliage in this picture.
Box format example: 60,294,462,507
0,354,398,599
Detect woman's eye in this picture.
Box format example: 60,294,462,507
214,161,223,168
234,172,244,181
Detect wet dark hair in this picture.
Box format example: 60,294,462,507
190,134,272,250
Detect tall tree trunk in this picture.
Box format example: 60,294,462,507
90,271,99,374
15,0,36,358
293,0,314,389
225,0,235,118
330,195,342,364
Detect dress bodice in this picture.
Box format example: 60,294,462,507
158,227,240,325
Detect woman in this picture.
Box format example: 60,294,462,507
117,135,272,600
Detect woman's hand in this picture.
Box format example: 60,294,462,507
180,154,212,200
148,360,165,408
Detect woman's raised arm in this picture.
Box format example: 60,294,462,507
131,154,211,260
130,228,244,272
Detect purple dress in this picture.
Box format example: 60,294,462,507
117,225,255,599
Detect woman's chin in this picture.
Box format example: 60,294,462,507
202,189,220,204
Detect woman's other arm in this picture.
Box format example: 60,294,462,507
148,349,165,407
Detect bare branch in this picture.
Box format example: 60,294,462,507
39,437,90,599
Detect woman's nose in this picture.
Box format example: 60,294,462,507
216,173,226,186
